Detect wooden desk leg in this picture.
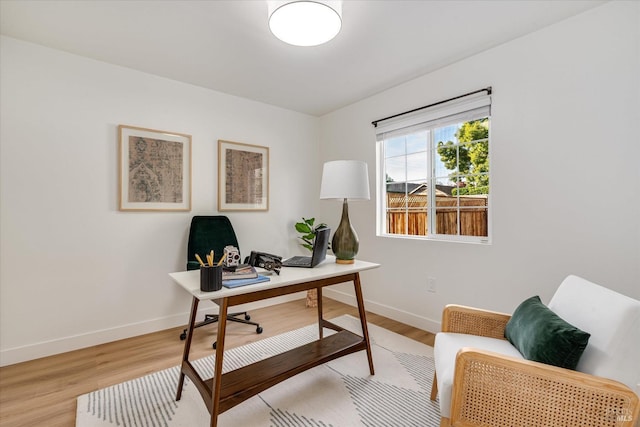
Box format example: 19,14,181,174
353,273,375,375
316,287,324,339
176,296,199,401
210,298,229,427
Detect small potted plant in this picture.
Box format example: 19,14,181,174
295,217,329,251
294,217,329,307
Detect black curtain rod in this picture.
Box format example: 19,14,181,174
371,86,492,128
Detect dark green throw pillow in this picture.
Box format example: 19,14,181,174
504,296,590,370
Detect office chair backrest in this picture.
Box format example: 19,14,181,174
186,216,239,271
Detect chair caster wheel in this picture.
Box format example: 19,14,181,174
180,331,187,340
213,342,217,349
256,326,263,334
245,314,251,321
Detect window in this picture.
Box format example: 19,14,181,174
375,91,491,243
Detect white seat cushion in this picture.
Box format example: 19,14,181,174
434,332,524,418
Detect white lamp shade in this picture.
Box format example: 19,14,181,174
268,1,342,47
320,160,370,200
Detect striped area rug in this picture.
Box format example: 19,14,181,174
76,315,441,426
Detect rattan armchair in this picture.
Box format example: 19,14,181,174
431,276,640,427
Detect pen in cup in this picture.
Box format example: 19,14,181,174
195,253,206,267
217,253,227,266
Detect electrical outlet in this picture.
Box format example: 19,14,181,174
427,276,436,293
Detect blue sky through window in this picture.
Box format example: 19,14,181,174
384,124,460,184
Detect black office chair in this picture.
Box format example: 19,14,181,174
179,215,263,348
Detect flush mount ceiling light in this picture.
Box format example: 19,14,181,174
268,1,342,47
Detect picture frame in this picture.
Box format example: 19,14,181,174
118,125,192,211
218,140,269,211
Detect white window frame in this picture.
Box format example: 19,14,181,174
375,92,492,244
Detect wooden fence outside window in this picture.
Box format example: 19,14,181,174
386,193,488,236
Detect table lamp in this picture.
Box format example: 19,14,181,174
320,160,370,264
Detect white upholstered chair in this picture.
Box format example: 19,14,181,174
431,275,640,427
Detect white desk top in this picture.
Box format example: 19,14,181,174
169,256,380,301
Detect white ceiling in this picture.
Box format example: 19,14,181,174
0,0,605,116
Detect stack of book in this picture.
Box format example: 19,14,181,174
222,264,270,288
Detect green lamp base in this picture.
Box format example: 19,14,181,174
332,199,359,264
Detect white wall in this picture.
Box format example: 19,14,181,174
2,1,639,367
320,1,640,331
0,36,322,365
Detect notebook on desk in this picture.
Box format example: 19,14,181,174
222,275,270,288
282,227,331,268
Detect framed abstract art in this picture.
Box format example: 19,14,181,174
118,125,191,211
218,140,269,211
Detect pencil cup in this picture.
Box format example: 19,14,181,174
200,265,223,292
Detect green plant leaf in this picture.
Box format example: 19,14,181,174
295,222,312,233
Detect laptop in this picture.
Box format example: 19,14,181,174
282,227,331,268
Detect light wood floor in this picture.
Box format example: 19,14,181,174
0,298,435,427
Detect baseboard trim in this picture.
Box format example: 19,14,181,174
323,288,441,334
0,293,303,367
1,291,438,367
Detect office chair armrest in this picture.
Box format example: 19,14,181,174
187,261,201,271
